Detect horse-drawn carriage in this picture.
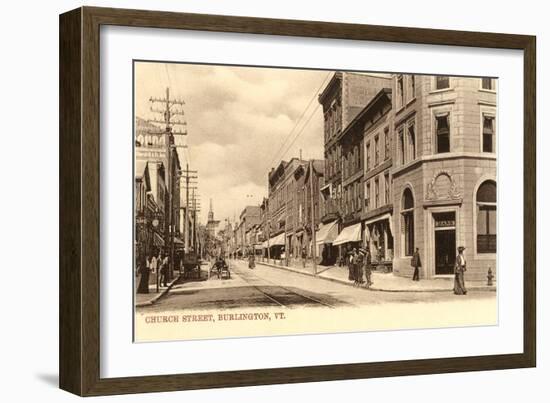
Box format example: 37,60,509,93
182,252,201,279
209,257,231,279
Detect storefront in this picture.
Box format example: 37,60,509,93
363,213,394,268
263,232,286,259
332,222,362,262
315,220,339,265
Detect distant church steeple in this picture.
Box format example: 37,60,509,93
208,198,214,222
206,198,220,236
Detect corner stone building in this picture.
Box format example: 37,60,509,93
391,74,497,281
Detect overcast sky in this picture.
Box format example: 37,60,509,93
135,62,330,225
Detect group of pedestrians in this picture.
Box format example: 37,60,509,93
136,251,170,294
346,247,373,288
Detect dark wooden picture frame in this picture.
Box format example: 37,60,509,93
59,6,536,396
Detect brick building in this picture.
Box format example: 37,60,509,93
361,88,394,268
292,159,325,263
318,72,391,262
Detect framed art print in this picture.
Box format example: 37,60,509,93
59,6,536,396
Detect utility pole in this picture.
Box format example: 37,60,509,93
148,87,187,281
309,160,317,275
179,164,198,254
266,198,271,264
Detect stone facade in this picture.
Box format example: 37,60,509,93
391,75,497,281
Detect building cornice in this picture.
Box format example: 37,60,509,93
392,152,497,178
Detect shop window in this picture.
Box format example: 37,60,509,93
436,114,450,153
477,180,497,253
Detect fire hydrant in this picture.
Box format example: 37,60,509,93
487,267,494,286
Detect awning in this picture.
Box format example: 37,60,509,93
173,237,184,249
268,232,286,246
364,213,393,235
316,220,338,244
332,223,362,246
153,233,164,247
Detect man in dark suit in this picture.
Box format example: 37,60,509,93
411,247,421,281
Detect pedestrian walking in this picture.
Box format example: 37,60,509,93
248,253,255,269
364,247,373,288
160,253,169,287
137,254,150,294
454,246,468,295
411,247,422,281
355,248,365,286
150,252,158,287
348,248,357,283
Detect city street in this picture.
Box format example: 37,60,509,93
137,258,496,313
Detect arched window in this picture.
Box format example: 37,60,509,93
477,180,496,253
402,188,414,256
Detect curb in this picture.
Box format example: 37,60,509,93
256,261,496,293
136,273,182,307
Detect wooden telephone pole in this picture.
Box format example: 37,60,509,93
148,87,187,280
179,164,198,254
309,160,317,275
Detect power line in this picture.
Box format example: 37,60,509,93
278,102,322,163
266,72,331,170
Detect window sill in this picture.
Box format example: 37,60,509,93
429,88,453,94
395,105,406,116
474,252,497,260
478,88,497,94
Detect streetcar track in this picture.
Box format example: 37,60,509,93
235,265,336,309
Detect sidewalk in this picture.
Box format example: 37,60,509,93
135,272,182,307
256,260,496,292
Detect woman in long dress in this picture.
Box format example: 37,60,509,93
454,246,468,295
248,253,255,269
137,254,150,294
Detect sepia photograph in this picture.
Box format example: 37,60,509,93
133,61,498,342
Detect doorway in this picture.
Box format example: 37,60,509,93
433,212,456,275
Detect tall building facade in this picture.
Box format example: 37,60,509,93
390,74,497,280
318,72,391,261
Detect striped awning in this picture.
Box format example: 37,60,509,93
268,232,286,247
332,223,362,246
315,220,338,244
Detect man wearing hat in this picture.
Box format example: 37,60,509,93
454,246,468,295
354,248,365,286
360,247,373,288
349,248,358,283
411,247,422,281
